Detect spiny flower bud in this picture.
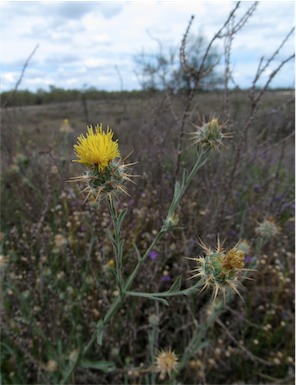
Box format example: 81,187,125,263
255,218,280,240
163,212,179,230
189,238,247,301
190,116,230,151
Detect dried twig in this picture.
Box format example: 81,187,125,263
218,27,295,221
2,44,39,108
174,16,196,182
216,318,272,366
223,2,258,117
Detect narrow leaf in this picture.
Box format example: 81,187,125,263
168,276,182,293
152,296,170,306
60,348,82,385
117,208,128,228
81,360,115,372
173,181,181,198
118,239,125,258
133,243,142,262
183,285,200,296
105,229,115,245
182,168,188,186
96,320,104,346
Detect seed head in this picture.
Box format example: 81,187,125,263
156,348,178,379
46,360,58,372
54,234,67,249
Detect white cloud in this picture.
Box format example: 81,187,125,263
92,33,111,44
84,58,109,68
2,72,17,83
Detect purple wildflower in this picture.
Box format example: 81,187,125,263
148,250,159,260
244,255,252,264
160,274,171,282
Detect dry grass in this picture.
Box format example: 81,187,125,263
0,89,295,384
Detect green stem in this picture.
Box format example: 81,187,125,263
107,198,124,290
121,149,210,294
126,283,201,299
166,149,210,221
82,294,125,355
103,292,125,325
124,229,166,291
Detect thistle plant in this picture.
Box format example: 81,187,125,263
2,5,293,382
63,118,255,383
189,238,247,301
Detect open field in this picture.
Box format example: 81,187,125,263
1,89,295,384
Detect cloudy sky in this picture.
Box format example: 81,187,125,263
1,0,295,92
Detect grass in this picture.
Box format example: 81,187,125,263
0,89,295,384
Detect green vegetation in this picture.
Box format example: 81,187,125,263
0,87,153,107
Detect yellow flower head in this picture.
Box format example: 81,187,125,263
70,124,137,203
156,348,178,380
73,124,120,171
221,248,245,272
108,259,115,268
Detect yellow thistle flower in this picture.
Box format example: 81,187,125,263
108,259,115,268
156,348,178,380
70,124,136,203
60,118,73,133
73,124,120,171
189,238,249,301
221,248,245,271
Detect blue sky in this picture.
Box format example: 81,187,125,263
1,1,295,92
